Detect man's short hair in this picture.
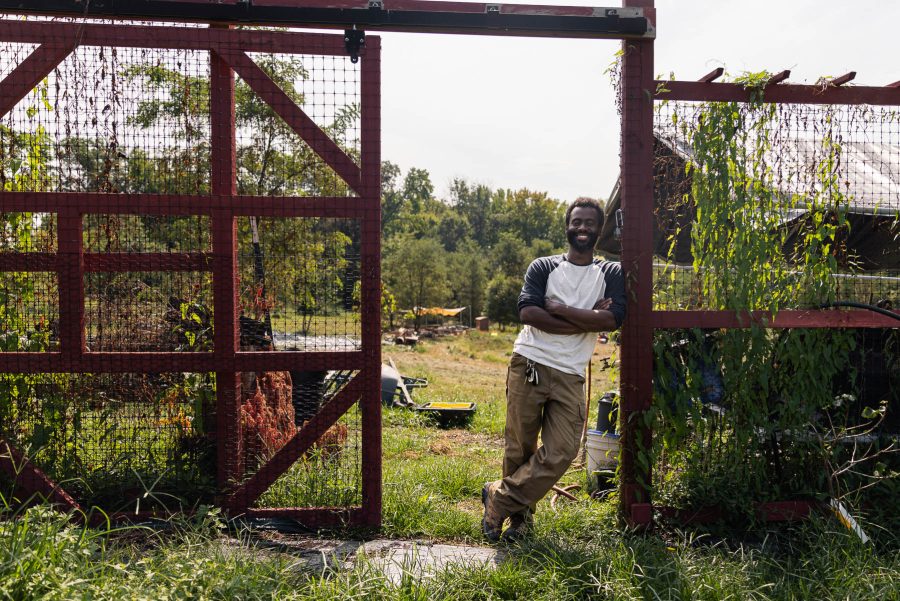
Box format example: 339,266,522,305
565,197,605,227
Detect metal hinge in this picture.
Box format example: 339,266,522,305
615,209,624,239
344,27,366,64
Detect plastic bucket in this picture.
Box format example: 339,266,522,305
585,429,620,474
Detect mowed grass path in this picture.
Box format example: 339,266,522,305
4,331,900,599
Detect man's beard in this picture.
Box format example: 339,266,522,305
567,229,599,253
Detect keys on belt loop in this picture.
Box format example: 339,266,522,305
525,359,539,386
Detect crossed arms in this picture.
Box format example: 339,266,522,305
520,299,619,335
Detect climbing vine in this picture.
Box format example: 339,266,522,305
646,75,900,518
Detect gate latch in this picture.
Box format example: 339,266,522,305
615,209,624,239
344,28,366,64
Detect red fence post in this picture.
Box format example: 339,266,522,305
209,33,242,492
359,38,383,527
618,0,655,525
58,206,84,365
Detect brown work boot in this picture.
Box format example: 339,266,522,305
502,510,532,543
481,481,504,542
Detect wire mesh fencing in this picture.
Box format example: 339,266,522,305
646,96,900,517
0,19,378,522
652,100,900,310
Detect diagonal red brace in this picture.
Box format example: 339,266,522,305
215,48,363,195
224,372,365,510
697,67,723,83
0,437,80,512
0,40,78,119
827,71,856,87
767,70,791,85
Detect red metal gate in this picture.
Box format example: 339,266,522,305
0,21,382,527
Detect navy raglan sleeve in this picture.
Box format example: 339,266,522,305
603,263,627,329
517,257,554,314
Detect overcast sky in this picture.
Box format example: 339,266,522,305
376,0,900,204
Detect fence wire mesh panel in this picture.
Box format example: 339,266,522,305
237,217,362,351
645,94,900,519
651,100,900,310
0,19,382,527
1,372,217,511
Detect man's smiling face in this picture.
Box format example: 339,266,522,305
566,206,601,253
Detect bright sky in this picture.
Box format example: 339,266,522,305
377,0,900,205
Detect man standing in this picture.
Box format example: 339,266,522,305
482,197,626,542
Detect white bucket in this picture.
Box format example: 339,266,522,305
585,429,619,474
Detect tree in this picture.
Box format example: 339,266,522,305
403,167,434,214
449,239,488,327
485,275,521,331
381,161,404,236
438,211,470,253
493,188,567,248
450,178,495,247
526,239,559,263
493,232,528,279
383,235,448,330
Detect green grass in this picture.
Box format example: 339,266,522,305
6,331,900,598
4,498,900,600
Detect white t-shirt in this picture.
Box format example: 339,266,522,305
512,254,626,376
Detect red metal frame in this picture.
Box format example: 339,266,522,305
618,0,655,525
1,0,885,532
0,25,383,527
619,0,900,524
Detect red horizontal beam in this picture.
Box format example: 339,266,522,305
655,501,820,524
0,21,350,55
0,193,366,217
0,351,363,373
243,507,365,527
656,505,720,523
0,252,214,272
655,80,900,106
0,252,56,271
755,501,816,522
84,253,212,272
101,506,366,527
653,309,900,329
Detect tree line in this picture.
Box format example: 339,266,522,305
380,166,569,330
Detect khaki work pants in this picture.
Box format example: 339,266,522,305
493,353,586,519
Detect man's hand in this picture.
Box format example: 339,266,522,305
593,298,613,311
542,298,618,332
